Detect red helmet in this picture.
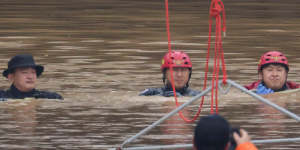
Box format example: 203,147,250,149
161,51,192,71
258,51,289,71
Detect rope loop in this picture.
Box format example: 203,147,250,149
206,0,227,114
209,0,227,33
164,0,227,122
209,0,223,18
218,81,232,94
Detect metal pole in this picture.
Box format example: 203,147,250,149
120,144,192,150
120,86,212,148
115,137,300,150
252,137,300,144
224,79,300,122
117,79,300,149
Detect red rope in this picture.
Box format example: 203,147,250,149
164,0,227,122
206,0,227,114
165,0,200,122
165,0,172,54
164,0,177,98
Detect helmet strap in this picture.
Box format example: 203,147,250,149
186,69,192,88
162,69,167,86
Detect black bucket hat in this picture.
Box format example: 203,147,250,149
2,54,44,78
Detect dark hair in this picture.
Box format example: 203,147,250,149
194,114,230,150
260,63,289,73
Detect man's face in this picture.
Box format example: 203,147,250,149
166,67,190,89
260,64,287,90
8,67,37,92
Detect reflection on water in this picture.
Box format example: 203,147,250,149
0,0,300,149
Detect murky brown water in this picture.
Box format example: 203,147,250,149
0,0,300,149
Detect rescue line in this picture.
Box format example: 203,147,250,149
165,0,227,122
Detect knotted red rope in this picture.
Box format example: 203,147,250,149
164,0,227,122
205,0,227,114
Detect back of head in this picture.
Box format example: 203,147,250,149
194,114,230,150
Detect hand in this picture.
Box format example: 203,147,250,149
233,129,251,145
256,83,274,95
163,91,183,97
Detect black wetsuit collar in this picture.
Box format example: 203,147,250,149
164,84,188,94
261,81,287,92
8,85,36,99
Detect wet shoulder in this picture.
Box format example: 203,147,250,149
34,90,63,100
0,90,7,101
244,81,261,90
287,81,300,89
139,88,163,96
184,88,201,96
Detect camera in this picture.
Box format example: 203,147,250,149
228,127,241,150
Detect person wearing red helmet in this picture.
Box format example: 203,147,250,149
139,51,200,97
244,51,300,94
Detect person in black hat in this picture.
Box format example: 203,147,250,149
193,114,258,150
0,54,63,100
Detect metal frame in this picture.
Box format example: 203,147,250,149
114,79,300,150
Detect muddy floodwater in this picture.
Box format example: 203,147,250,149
0,0,300,149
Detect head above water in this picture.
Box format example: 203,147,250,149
3,54,44,78
194,114,230,150
161,51,192,89
161,51,192,71
3,54,44,92
258,51,289,90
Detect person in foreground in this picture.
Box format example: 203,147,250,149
244,51,299,95
193,114,258,150
139,51,200,97
0,54,63,100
